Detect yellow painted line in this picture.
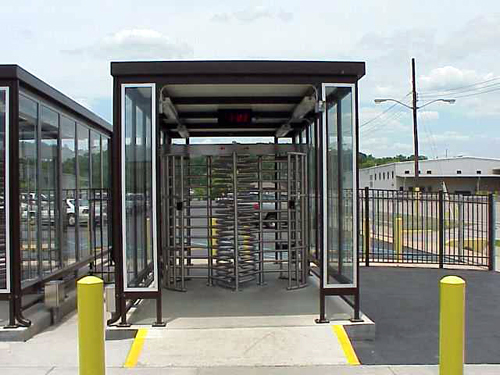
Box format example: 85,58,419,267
332,325,360,365
124,328,148,368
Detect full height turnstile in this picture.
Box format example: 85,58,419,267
161,148,308,291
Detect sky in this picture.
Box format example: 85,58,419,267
3,1,500,159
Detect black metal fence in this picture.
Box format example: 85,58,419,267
359,188,495,269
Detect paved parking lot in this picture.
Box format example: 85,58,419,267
349,266,500,365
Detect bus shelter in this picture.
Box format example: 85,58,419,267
0,65,112,328
109,60,365,326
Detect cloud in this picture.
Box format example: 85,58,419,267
423,131,471,143
418,111,439,121
64,29,193,60
444,14,500,59
211,6,293,24
360,135,413,156
419,66,494,92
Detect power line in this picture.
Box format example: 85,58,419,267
419,76,500,97
361,103,411,136
452,86,500,99
419,81,500,99
360,93,411,128
361,108,409,136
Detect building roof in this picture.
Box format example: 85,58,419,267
0,64,112,133
361,156,500,171
111,60,366,80
396,174,500,178
112,60,365,138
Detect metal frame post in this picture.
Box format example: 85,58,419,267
232,152,239,290
364,187,370,267
488,193,495,271
438,190,445,269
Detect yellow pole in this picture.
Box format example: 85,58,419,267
211,218,217,256
394,217,403,261
439,276,465,375
78,276,105,375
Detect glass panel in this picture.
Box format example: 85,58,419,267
90,131,102,255
40,106,60,275
61,117,76,266
19,95,39,282
325,85,355,286
123,85,156,289
101,136,110,254
0,89,7,291
308,121,317,261
77,124,90,260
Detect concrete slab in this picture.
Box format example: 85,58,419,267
0,368,53,375
137,325,348,367
118,274,374,340
0,312,132,368
0,287,78,342
17,365,500,375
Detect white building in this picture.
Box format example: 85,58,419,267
360,156,500,194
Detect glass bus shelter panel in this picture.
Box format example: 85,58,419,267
323,84,357,288
0,88,8,292
19,95,39,282
40,106,61,276
122,84,158,291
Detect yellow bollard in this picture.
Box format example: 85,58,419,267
439,276,465,375
78,276,105,375
211,218,218,256
394,217,403,261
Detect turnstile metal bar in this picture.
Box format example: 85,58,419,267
162,150,308,292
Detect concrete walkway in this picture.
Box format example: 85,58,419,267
0,365,499,374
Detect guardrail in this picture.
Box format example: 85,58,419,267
359,188,495,269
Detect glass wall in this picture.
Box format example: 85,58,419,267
19,95,39,282
323,84,356,287
40,106,60,275
122,84,157,290
0,88,8,292
77,124,90,260
101,136,110,255
90,131,102,254
61,116,76,266
308,120,317,261
18,90,111,285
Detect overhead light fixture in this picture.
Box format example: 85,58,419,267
160,97,179,121
176,124,189,138
292,95,316,119
275,123,292,137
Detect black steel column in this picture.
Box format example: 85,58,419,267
154,86,165,327
364,187,370,267
438,190,444,269
315,113,328,324
10,80,30,327
107,78,127,326
488,193,495,271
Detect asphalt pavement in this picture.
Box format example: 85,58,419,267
348,266,500,365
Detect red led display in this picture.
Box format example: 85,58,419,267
218,110,253,125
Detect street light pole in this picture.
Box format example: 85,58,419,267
412,58,419,188
374,58,456,191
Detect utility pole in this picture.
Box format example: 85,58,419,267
374,60,455,189
411,58,419,189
